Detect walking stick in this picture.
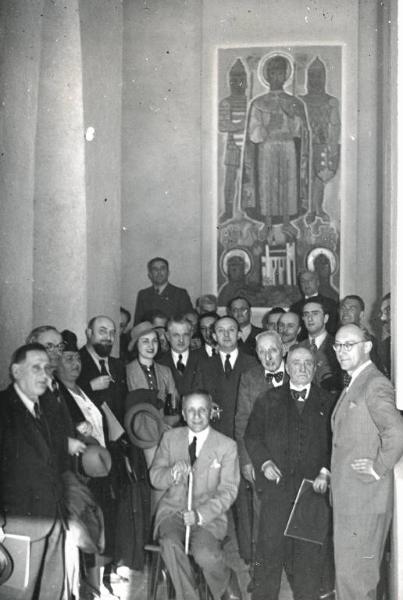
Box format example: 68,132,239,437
185,470,193,555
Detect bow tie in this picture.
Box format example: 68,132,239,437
290,388,307,401
266,371,283,383
342,372,352,388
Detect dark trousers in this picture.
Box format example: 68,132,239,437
252,493,323,600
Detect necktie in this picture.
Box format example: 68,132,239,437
211,347,217,356
224,354,232,376
176,354,185,373
266,371,284,384
34,402,42,419
342,372,352,388
51,378,62,404
99,359,108,376
34,403,48,438
290,388,307,402
189,436,197,466
310,338,318,352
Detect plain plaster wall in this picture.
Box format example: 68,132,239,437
121,0,202,316
121,0,383,322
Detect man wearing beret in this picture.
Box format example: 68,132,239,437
150,391,240,600
245,344,333,600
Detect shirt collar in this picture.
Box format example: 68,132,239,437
310,330,327,349
290,382,312,396
171,349,189,364
87,345,110,372
154,282,168,294
219,348,239,368
14,383,38,417
205,344,214,357
264,361,285,387
188,426,210,456
240,323,252,342
349,360,372,385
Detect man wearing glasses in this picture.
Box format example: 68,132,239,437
331,324,403,600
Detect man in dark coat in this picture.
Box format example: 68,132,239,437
245,344,333,600
134,257,192,324
227,296,262,357
77,315,127,425
157,317,201,399
290,270,338,338
0,343,70,600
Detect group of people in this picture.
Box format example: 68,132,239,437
0,255,400,600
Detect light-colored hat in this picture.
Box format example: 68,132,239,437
81,445,112,478
130,321,155,345
124,401,164,449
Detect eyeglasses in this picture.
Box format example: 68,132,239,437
333,341,365,352
44,342,65,352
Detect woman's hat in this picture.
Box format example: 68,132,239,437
124,401,164,449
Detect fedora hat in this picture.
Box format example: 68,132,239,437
0,543,13,586
124,401,164,449
81,445,112,478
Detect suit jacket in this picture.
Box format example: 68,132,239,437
197,350,257,439
245,383,332,498
134,282,193,324
331,362,403,515
235,363,289,468
150,426,239,540
300,334,343,395
157,350,201,398
126,358,177,404
0,385,69,540
238,325,263,357
77,346,127,424
290,293,339,337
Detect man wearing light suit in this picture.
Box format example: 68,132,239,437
331,324,403,600
150,391,240,600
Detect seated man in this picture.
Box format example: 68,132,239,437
150,391,240,600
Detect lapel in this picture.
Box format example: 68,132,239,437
193,428,218,473
331,364,372,431
10,389,51,460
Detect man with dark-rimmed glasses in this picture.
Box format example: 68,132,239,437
331,323,403,600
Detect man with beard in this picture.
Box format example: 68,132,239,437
78,315,127,424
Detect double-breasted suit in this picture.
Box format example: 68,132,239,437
0,385,69,600
331,362,403,600
150,426,239,600
245,383,333,600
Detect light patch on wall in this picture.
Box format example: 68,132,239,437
85,126,95,141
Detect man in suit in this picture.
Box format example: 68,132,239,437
277,311,301,355
234,330,288,562
331,324,403,600
339,294,385,373
158,317,201,398
134,257,193,324
77,315,127,425
228,296,262,356
235,330,287,485
0,343,70,600
290,270,338,337
193,312,219,360
300,299,342,396
197,316,257,439
245,344,333,600
150,391,240,600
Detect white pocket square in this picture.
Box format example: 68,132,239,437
210,458,221,469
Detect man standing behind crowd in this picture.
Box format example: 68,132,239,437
0,344,70,600
78,315,127,425
228,296,262,356
134,257,192,324
277,311,301,355
331,324,403,600
290,270,338,337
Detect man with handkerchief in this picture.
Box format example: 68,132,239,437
150,390,240,600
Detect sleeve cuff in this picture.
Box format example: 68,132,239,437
320,467,331,480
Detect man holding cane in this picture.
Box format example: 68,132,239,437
150,390,240,600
